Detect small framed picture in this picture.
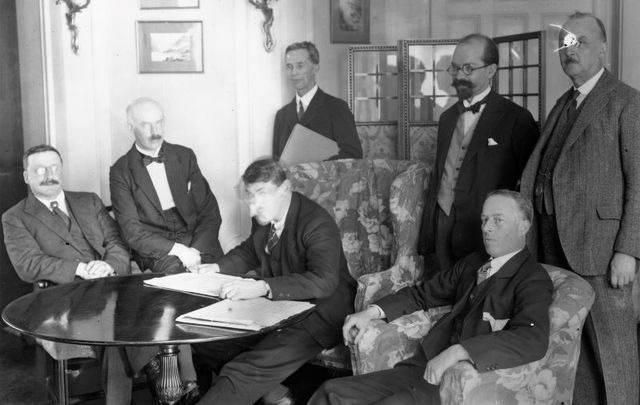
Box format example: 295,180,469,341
330,0,370,44
136,21,203,73
140,0,199,9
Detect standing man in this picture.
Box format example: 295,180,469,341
110,97,224,274
2,144,157,405
309,190,553,404
521,12,640,405
273,41,363,160
190,157,356,405
418,34,539,275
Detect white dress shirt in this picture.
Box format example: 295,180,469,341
135,143,176,210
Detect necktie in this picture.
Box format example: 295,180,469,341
266,224,279,253
565,89,580,124
50,201,71,230
476,261,492,285
457,95,489,114
297,100,305,121
141,152,166,166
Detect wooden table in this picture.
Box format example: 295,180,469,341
1,273,295,404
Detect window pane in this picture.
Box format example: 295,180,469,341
434,45,456,71
409,45,433,70
512,68,524,94
527,67,539,94
379,98,398,121
527,39,539,64
410,97,435,122
354,76,379,98
433,96,457,120
410,72,429,96
498,43,509,66
527,96,539,122
512,96,524,108
353,51,397,74
498,69,510,94
510,41,525,66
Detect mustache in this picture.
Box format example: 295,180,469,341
452,79,472,88
40,179,59,186
150,134,162,140
562,56,579,64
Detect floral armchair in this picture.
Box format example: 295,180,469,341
350,264,595,404
285,159,431,369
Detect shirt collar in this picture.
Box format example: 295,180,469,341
487,248,523,278
574,67,604,98
135,141,163,158
36,190,66,212
296,84,319,110
463,86,491,107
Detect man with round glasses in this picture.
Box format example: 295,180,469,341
418,33,539,276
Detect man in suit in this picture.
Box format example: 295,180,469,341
190,157,356,405
418,34,539,275
273,41,363,160
520,12,640,405
2,144,157,405
110,97,224,274
309,190,553,404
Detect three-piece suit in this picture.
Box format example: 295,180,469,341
194,192,356,405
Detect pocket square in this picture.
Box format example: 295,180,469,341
487,138,498,146
187,181,192,193
482,312,509,332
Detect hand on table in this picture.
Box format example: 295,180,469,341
219,279,269,300
187,263,220,274
76,261,115,279
169,243,202,269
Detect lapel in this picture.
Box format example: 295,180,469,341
163,144,190,219
24,191,77,248
561,70,616,153
299,88,325,126
463,91,506,161
66,193,101,254
126,144,163,213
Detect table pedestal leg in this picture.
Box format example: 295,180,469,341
156,344,182,405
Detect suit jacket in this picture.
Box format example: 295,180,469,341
521,70,640,276
418,91,539,259
2,191,130,284
110,142,223,261
216,192,356,349
377,249,552,372
272,88,363,160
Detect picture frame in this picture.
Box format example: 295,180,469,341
136,21,203,73
139,0,199,9
330,0,370,44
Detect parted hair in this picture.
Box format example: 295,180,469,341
285,41,320,65
23,144,62,169
242,157,287,186
486,189,534,223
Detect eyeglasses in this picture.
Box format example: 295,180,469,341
446,63,490,76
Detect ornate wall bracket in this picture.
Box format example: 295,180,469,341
248,0,277,52
55,0,91,54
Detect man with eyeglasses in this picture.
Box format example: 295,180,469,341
418,33,539,276
110,97,224,274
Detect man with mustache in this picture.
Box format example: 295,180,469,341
418,33,539,275
273,41,362,160
520,12,640,405
110,97,224,274
2,144,158,404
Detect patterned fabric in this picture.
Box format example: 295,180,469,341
349,265,595,405
357,125,398,159
285,159,431,369
410,126,438,164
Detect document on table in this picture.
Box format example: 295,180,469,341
176,297,315,331
143,272,243,298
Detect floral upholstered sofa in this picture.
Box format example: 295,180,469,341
285,159,431,369
351,263,595,404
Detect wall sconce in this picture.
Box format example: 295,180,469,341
248,0,277,52
55,0,91,54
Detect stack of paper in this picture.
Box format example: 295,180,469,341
176,298,315,331
143,272,243,298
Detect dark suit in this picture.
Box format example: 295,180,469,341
310,249,553,405
194,192,356,405
273,88,363,160
418,91,538,272
2,191,156,405
110,142,223,273
521,70,640,405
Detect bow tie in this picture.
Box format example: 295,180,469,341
141,153,166,166
458,96,489,114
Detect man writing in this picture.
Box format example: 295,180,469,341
110,97,223,274
521,12,640,404
273,41,363,160
418,34,538,274
190,157,356,405
309,190,553,404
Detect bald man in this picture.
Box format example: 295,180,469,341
110,97,224,274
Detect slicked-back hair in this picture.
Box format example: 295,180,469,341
23,144,62,169
566,11,607,42
242,157,288,187
126,97,163,124
285,41,320,65
486,189,534,223
458,33,499,66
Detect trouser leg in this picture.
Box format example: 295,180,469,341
100,347,133,405
434,205,455,273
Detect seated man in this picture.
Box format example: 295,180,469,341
110,97,223,274
309,190,553,405
190,157,356,405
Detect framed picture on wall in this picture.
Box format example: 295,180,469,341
137,21,203,73
330,0,370,44
139,0,199,9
